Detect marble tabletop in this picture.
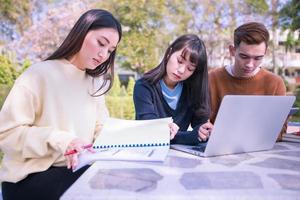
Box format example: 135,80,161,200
61,142,300,200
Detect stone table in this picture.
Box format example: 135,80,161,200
61,142,300,200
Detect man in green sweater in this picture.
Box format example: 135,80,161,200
209,22,286,140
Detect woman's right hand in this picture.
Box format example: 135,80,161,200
64,138,94,170
169,122,179,140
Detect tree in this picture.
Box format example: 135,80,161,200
279,0,300,55
0,0,32,34
279,0,300,32
97,0,192,73
4,0,92,63
244,0,268,14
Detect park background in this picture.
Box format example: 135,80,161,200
0,0,299,160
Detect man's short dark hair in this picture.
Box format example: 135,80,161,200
234,22,269,48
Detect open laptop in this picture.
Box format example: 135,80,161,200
171,95,295,157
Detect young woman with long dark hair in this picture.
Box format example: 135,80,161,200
134,34,213,145
0,9,122,199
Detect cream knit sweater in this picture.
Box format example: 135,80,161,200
0,59,108,182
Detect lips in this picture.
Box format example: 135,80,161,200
173,73,181,79
92,58,101,65
243,68,253,73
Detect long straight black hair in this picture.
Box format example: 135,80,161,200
46,9,122,96
143,34,210,117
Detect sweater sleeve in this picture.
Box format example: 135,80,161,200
171,129,200,145
93,96,109,142
275,77,286,95
208,71,221,123
0,83,77,159
133,81,159,119
171,115,208,145
275,77,287,141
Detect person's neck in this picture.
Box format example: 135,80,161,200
162,77,177,90
68,55,85,71
231,64,259,78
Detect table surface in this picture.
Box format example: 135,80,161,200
61,142,300,200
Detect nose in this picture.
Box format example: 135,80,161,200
246,58,255,68
98,48,109,59
177,65,185,74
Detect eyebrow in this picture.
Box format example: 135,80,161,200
179,55,196,68
239,53,264,58
99,36,117,50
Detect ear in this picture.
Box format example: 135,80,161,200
229,45,235,57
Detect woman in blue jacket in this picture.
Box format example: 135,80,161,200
134,34,213,145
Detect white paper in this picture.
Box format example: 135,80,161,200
73,117,171,172
93,117,171,148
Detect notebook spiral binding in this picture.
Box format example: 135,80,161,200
93,143,170,149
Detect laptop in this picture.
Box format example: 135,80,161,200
171,95,295,157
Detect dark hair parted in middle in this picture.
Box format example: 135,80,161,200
143,34,210,117
46,9,122,96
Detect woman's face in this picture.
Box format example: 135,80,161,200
163,48,196,88
70,28,119,71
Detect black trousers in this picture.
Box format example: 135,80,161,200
1,165,90,200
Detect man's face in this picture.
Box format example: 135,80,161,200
230,41,266,78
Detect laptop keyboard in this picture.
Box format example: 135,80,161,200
191,145,206,152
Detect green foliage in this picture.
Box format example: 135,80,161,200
106,96,135,120
106,75,135,119
278,0,300,54
291,89,300,122
0,54,30,109
127,76,135,96
108,75,121,96
0,0,32,33
283,32,299,53
245,0,268,14
120,85,127,96
21,58,31,73
97,0,191,73
0,84,11,109
279,0,300,31
0,53,18,85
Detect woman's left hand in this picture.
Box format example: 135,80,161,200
198,120,214,141
169,122,179,140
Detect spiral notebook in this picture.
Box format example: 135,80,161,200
74,117,171,171
93,117,171,149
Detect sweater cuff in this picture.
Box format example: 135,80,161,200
171,130,200,145
47,130,78,154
